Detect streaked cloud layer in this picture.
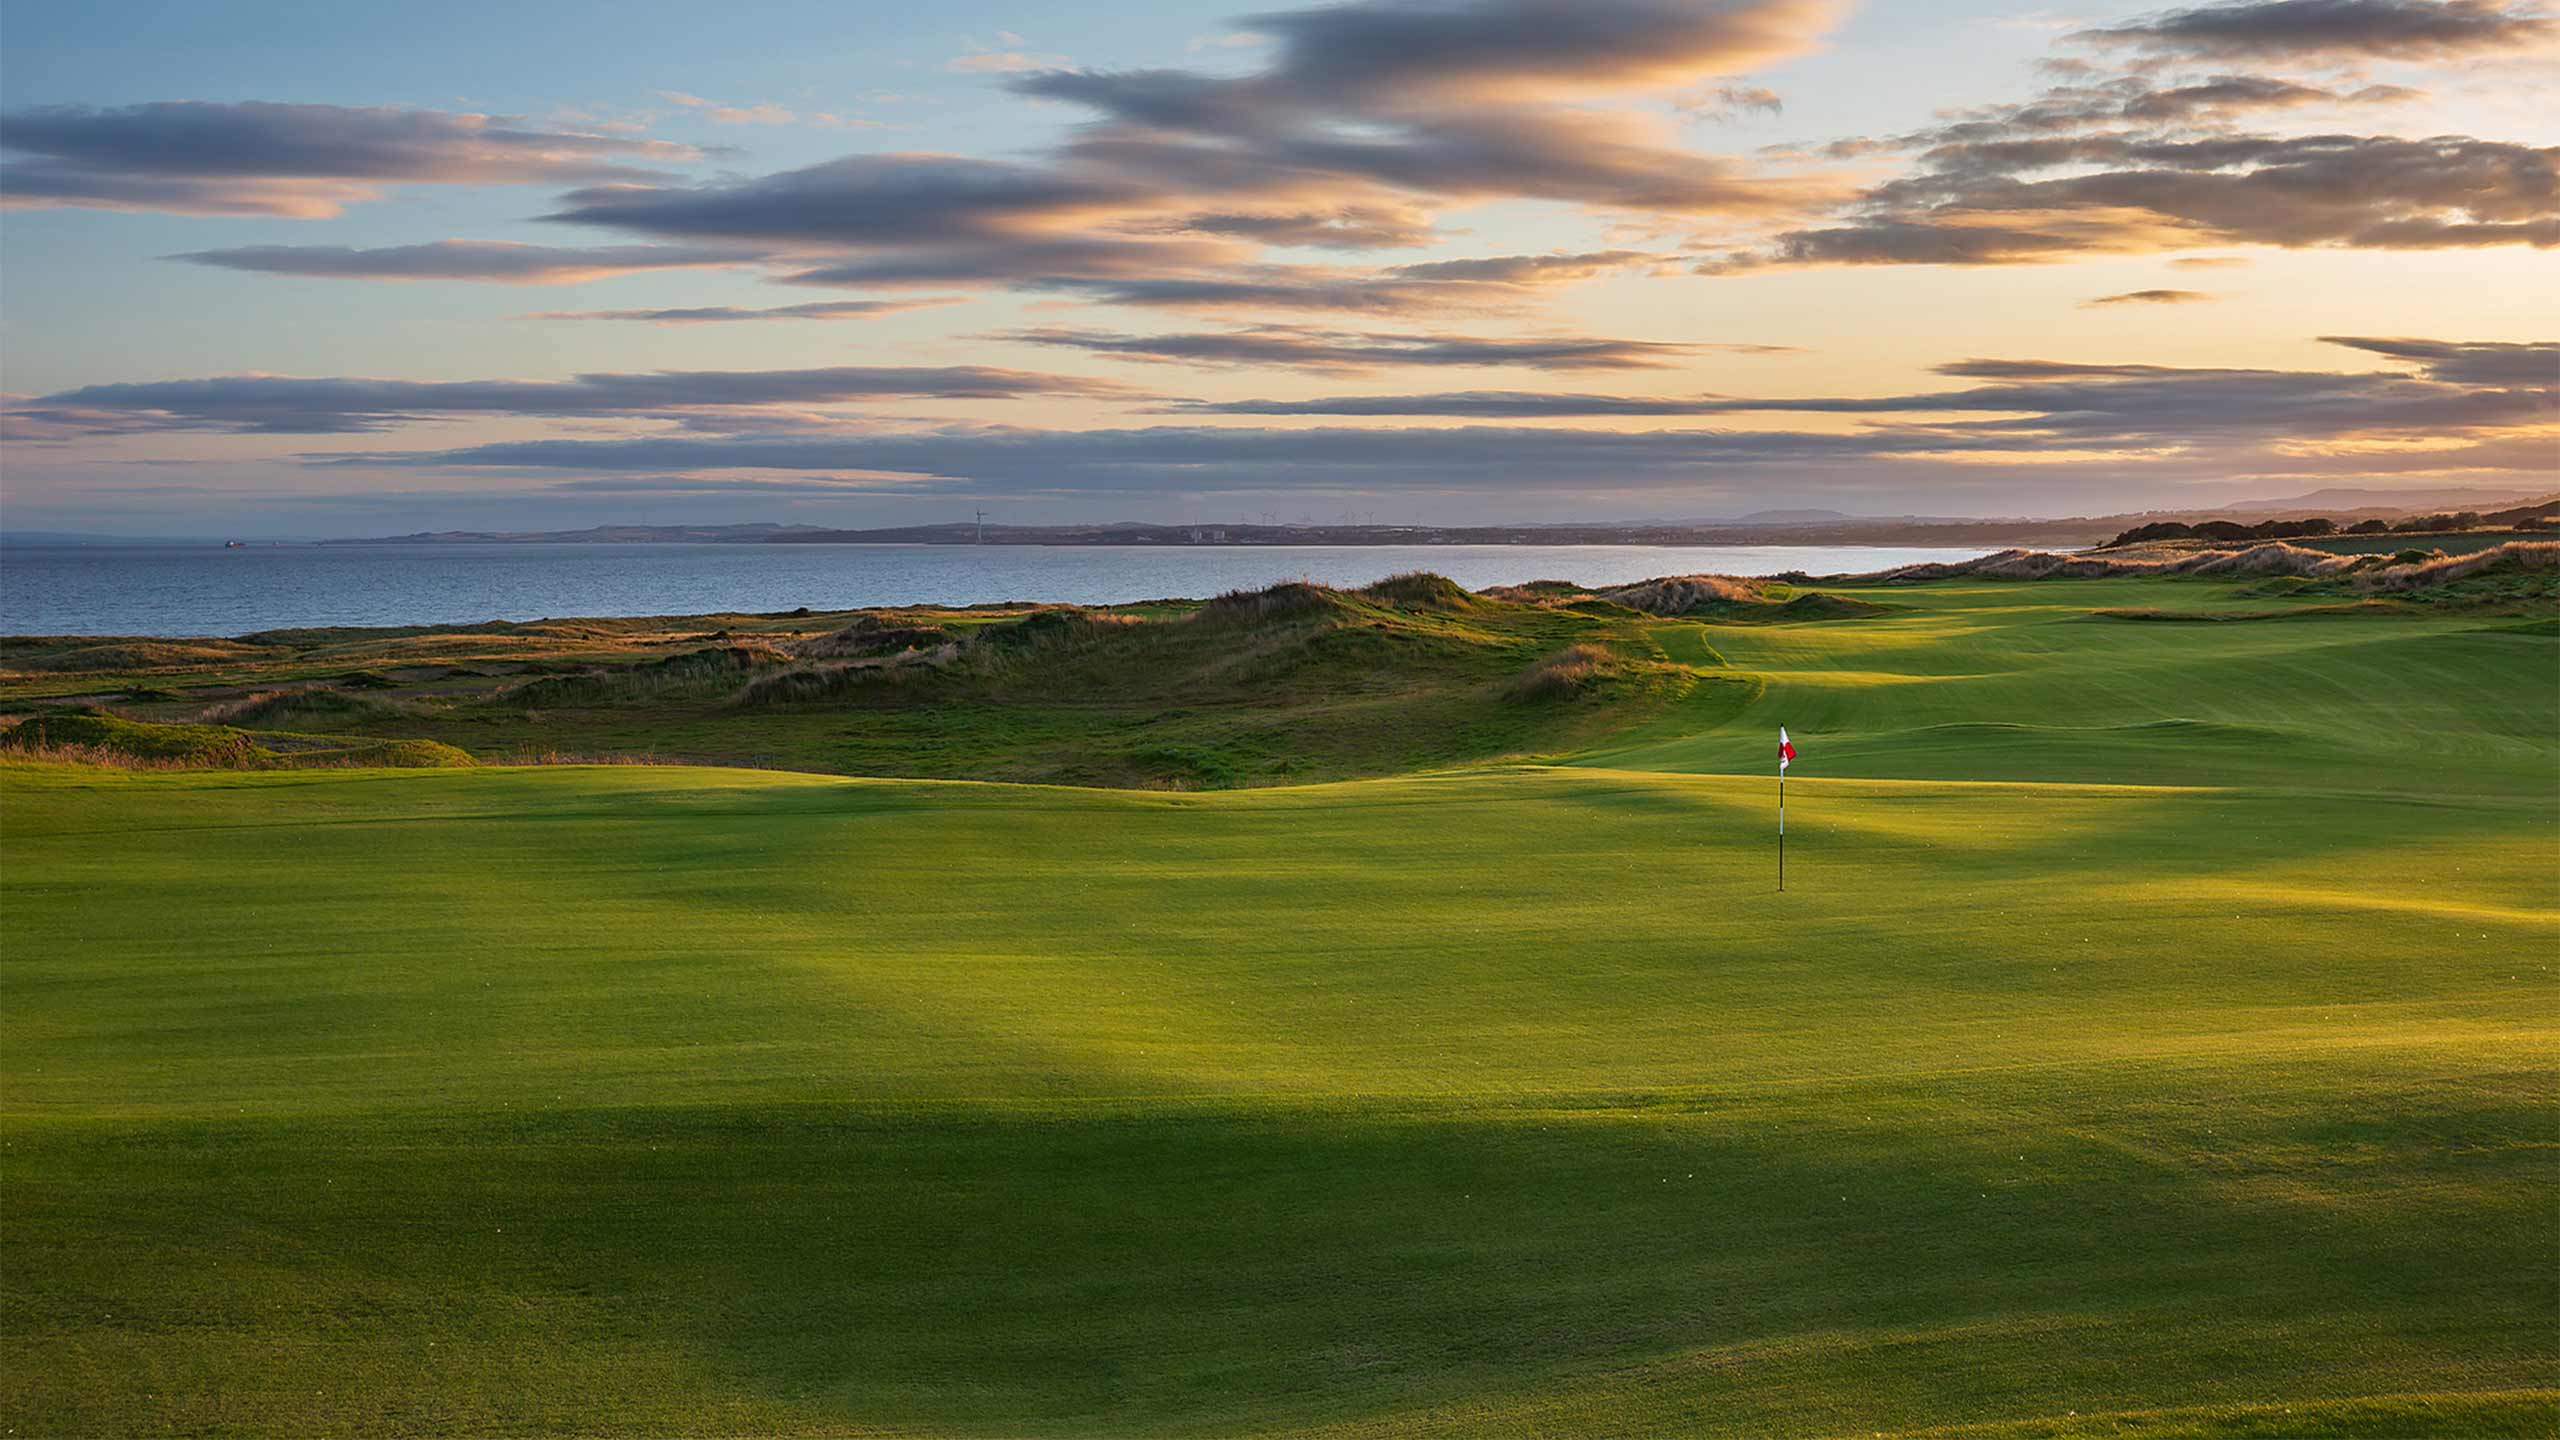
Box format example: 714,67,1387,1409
1,0,2551,532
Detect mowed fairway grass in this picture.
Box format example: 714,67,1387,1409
4,578,2554,1437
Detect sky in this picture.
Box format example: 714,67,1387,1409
1,0,2553,537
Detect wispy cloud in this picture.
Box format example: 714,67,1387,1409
0,101,694,217
518,298,964,323
995,324,1707,372
2084,287,2218,305
655,90,799,125
169,239,762,284
2073,0,2557,62
951,31,1071,73
17,364,1142,435
278,336,2554,508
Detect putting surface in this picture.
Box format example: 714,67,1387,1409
4,579,2555,1436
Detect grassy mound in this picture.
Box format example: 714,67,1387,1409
1195,581,1354,624
2364,539,2558,592
505,644,790,708
0,711,473,769
203,687,403,728
793,617,956,660
975,608,1144,652
1595,576,1891,623
1752,593,1893,622
321,737,475,768
1501,578,1592,598
1599,574,1769,613
1505,642,1623,700
716,584,1685,785
1358,571,1477,610
3,638,279,673
734,662,936,709
1843,544,2373,584
1,711,268,765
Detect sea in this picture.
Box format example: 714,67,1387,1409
0,542,1994,637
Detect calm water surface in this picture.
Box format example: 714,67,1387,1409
1,542,1991,637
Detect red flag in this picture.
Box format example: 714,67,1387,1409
1779,726,1795,772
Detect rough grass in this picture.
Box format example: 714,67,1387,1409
1506,642,1622,700
1,710,267,765
202,686,406,727
791,617,956,660
0,711,473,769
1842,544,2367,583
5,569,2548,792
733,660,936,708
2363,539,2559,591
1598,573,1770,612
1359,571,1477,610
1887,541,2555,592
1197,580,1352,624
1595,575,1892,623
975,607,1147,652
0,637,281,673
712,587,1681,782
504,643,790,708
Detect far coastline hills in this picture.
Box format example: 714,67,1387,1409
9,486,2550,549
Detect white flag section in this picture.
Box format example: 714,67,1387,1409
1779,726,1795,773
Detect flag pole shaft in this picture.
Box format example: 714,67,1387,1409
1778,767,1785,892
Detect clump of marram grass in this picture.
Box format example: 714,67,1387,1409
501,643,789,707
202,687,403,727
1598,574,1769,615
1,711,268,765
1359,572,1476,610
1505,643,1622,701
975,608,1145,652
1595,575,1889,621
734,660,937,708
1195,581,1349,624
793,616,956,660
1482,579,1591,603
2175,544,2361,578
336,738,475,768
2360,540,2558,592
1560,597,1649,619
15,639,278,673
1842,543,2365,584
0,712,472,769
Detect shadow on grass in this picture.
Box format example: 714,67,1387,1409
7,1062,2550,1436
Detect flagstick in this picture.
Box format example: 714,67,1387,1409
1778,762,1785,893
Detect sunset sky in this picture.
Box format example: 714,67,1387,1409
2,0,2553,536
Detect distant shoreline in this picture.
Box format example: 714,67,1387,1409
317,524,2122,549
